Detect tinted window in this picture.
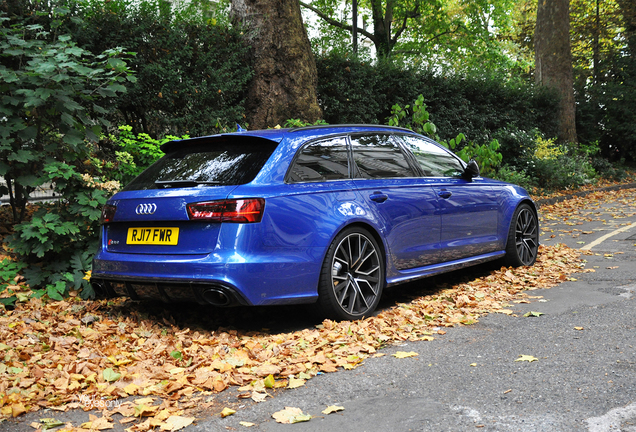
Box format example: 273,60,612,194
123,138,278,191
351,134,416,179
288,137,349,183
400,135,464,177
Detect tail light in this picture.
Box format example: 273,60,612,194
100,204,117,224
187,198,265,223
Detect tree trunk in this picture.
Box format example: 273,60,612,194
534,0,577,143
231,0,322,129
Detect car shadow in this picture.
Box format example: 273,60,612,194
100,261,503,337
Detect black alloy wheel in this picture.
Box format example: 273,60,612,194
504,203,539,267
317,227,385,321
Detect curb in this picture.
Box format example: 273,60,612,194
535,182,636,207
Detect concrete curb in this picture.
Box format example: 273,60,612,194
535,182,636,207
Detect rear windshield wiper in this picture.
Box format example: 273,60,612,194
155,180,221,188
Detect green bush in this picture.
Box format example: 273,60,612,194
96,125,187,186
1,9,134,300
8,161,115,300
590,157,628,181
0,259,27,306
493,165,537,192
445,139,503,178
316,53,560,145
73,0,252,138
388,95,503,178
576,45,636,163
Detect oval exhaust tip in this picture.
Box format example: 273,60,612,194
202,288,231,306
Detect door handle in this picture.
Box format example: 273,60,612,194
438,190,452,199
370,192,388,203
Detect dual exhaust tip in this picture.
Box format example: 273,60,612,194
91,280,236,307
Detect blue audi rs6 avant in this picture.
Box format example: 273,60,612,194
91,125,539,320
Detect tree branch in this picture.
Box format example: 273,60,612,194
299,1,376,42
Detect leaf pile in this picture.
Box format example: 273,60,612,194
540,188,636,226
0,242,583,429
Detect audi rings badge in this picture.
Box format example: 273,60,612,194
135,203,157,215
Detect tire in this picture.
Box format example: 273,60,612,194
503,203,539,267
317,227,385,321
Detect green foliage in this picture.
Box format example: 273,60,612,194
571,0,636,162
0,259,27,306
387,95,437,138
387,94,503,178
283,119,329,128
8,160,114,300
305,0,532,75
97,125,183,186
493,165,537,192
0,10,133,223
1,10,133,300
491,125,539,168
444,138,503,178
72,0,252,138
316,54,560,144
589,157,628,181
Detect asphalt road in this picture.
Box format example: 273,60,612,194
191,188,636,432
2,187,635,431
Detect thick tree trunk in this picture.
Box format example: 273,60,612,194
231,0,322,129
534,0,577,143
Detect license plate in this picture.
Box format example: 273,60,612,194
126,227,179,245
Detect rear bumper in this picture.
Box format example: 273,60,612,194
91,249,322,306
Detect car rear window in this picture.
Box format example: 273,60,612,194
122,137,279,191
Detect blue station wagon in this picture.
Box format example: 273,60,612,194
91,125,539,320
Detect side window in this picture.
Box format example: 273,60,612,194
351,134,416,179
288,137,349,183
400,135,465,177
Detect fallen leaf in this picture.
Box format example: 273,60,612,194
220,408,236,418
161,416,195,431
9,403,27,418
574,326,584,331
81,415,114,430
288,377,306,389
251,392,268,403
469,363,477,367
134,404,159,418
523,311,544,317
239,421,256,427
392,351,418,359
38,418,64,430
514,355,538,363
102,368,121,382
263,374,275,389
272,407,312,424
322,405,344,415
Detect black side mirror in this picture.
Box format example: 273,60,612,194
462,159,480,180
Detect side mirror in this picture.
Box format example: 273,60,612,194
462,159,480,180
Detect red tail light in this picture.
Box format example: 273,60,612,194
187,198,265,223
100,204,117,224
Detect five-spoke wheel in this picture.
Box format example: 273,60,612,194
317,227,385,321
503,203,539,267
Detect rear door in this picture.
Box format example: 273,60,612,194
349,133,441,270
